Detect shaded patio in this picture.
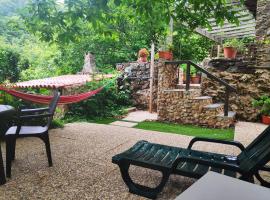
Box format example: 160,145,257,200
0,121,268,200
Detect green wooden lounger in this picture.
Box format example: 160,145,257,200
112,126,270,199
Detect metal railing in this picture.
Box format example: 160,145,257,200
165,60,237,116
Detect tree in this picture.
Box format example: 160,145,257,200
22,0,243,45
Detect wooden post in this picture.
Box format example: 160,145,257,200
149,42,155,113
217,45,221,58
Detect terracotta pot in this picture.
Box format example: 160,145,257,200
191,76,200,84
223,47,237,59
139,56,148,62
159,51,173,60
262,115,270,125
182,74,186,84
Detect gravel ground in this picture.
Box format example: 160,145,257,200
0,122,269,200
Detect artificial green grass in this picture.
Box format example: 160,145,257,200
135,121,234,140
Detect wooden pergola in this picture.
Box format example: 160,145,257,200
195,0,256,43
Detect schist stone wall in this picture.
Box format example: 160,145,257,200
201,58,270,121
157,61,235,128
256,0,270,68
117,62,158,111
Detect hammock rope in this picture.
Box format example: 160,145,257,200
0,76,117,105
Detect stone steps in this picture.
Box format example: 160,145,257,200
192,96,236,128
217,111,236,118
192,96,212,100
177,84,201,89
203,103,224,111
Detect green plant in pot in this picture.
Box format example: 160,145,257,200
159,44,173,60
180,64,200,84
252,95,270,125
191,69,200,84
223,38,245,59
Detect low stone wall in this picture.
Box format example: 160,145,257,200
201,59,270,121
117,62,158,110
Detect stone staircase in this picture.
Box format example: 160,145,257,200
158,87,236,129
178,83,236,128
192,95,236,128
157,60,236,129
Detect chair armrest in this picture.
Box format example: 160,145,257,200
260,166,270,172
172,156,242,173
20,107,50,114
19,113,52,120
188,137,245,152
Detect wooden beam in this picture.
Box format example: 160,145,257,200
221,30,255,37
149,42,155,113
209,23,255,34
217,45,221,58
210,21,255,30
215,28,255,36
195,27,222,43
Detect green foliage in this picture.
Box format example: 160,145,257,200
252,95,270,116
223,38,245,52
0,40,21,82
19,40,60,80
180,64,197,76
135,121,234,140
173,26,214,62
64,79,131,120
22,0,243,44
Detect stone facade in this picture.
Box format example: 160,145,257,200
117,62,158,111
201,58,270,121
157,61,235,128
256,0,270,68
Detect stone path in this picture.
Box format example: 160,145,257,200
0,121,268,200
235,121,268,144
110,110,158,127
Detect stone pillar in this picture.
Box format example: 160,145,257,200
256,0,270,68
157,60,178,92
157,60,179,121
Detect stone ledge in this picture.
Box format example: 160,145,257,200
203,103,224,110
217,111,236,119
193,96,212,100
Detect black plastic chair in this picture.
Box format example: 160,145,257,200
112,125,270,199
5,90,60,178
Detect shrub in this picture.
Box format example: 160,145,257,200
64,78,131,120
252,95,270,116
138,48,149,57
0,46,20,82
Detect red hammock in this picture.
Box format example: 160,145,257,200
0,86,104,105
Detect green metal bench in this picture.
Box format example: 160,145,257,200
112,126,270,199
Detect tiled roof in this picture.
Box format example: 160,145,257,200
14,74,113,89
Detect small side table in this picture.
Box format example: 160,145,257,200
0,105,15,185
175,171,270,200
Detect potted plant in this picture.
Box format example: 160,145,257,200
138,48,149,62
191,73,200,84
159,44,173,60
252,95,270,125
223,38,245,59
180,64,200,84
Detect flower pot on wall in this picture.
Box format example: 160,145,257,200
262,115,270,125
223,47,237,59
191,76,200,84
159,51,173,60
139,56,148,62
